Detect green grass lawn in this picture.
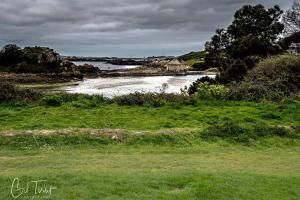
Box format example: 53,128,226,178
0,100,299,131
0,143,299,199
0,100,299,199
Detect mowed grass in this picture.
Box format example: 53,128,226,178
0,100,299,199
0,143,299,200
0,100,299,131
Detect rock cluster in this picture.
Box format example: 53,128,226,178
0,44,88,78
76,64,100,75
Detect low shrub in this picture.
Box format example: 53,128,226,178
0,82,40,102
187,77,217,95
40,93,109,107
194,82,229,100
201,121,297,144
40,95,63,106
113,92,145,106
191,62,210,70
228,54,300,101
112,92,192,107
201,121,249,141
228,82,286,101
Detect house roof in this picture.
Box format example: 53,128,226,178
167,59,183,65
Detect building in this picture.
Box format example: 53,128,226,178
165,59,188,72
288,43,300,54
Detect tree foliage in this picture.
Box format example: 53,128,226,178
282,0,300,36
205,4,284,83
228,54,300,101
0,44,24,66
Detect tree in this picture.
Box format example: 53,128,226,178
204,29,232,68
204,4,284,83
0,44,24,66
282,0,300,36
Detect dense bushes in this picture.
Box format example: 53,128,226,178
193,82,229,100
201,121,298,144
40,93,109,107
0,82,41,102
112,92,192,107
188,54,300,101
0,44,24,66
228,54,300,101
191,62,210,70
187,76,217,95
37,92,196,107
40,95,63,106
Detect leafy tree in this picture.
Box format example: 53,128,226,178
204,4,284,83
282,0,300,36
227,5,283,42
205,29,232,68
280,1,300,53
0,44,24,66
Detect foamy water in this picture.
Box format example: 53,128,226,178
60,75,215,97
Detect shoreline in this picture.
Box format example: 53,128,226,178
96,71,208,77
1,70,217,84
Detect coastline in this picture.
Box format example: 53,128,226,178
0,69,218,84
96,70,211,77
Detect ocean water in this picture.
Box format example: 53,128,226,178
73,61,140,71
60,75,215,97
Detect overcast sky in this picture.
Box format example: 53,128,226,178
0,0,291,57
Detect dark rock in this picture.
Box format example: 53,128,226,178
0,44,83,79
76,64,100,75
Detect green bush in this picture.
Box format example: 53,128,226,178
201,121,296,144
112,92,192,107
39,93,109,107
40,95,63,106
113,93,145,106
187,77,217,95
194,82,229,100
191,62,209,70
0,82,40,102
228,54,300,101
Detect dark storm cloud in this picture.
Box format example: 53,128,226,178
0,0,291,56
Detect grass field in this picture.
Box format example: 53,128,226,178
0,142,299,199
0,100,299,131
0,100,299,199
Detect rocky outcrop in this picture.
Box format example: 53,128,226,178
0,44,84,79
76,64,100,75
22,46,61,66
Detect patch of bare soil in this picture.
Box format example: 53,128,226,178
0,128,126,140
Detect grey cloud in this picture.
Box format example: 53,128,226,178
0,0,291,57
